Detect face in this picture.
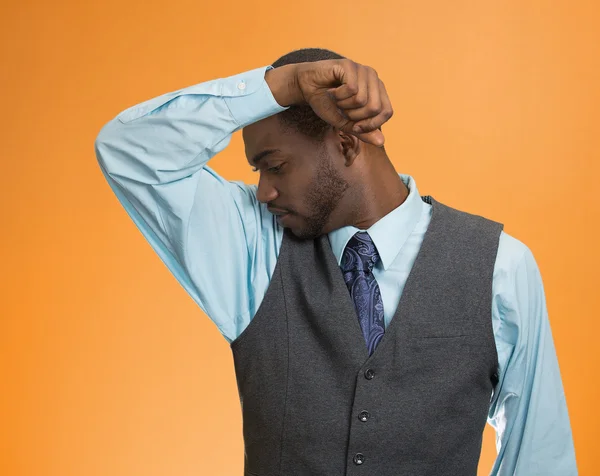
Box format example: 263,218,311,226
243,115,350,240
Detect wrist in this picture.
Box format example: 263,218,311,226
265,64,303,107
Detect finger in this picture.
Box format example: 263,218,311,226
327,60,359,101
356,128,386,148
339,65,369,110
351,79,393,134
338,68,382,122
308,92,351,132
329,63,369,107
334,66,375,110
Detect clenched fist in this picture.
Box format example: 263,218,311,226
266,59,394,147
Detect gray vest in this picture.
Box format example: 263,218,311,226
230,196,503,476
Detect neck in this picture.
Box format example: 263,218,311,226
326,154,410,233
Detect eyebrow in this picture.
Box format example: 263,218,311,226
250,149,280,167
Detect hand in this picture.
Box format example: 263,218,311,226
266,60,393,147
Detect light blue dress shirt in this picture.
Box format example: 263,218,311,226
94,65,578,475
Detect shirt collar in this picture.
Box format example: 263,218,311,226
328,174,424,271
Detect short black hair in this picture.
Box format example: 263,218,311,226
271,48,346,140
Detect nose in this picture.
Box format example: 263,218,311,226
256,174,279,204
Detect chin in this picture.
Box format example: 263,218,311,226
283,214,328,241
290,226,325,241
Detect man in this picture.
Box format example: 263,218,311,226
95,48,577,475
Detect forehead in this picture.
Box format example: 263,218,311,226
242,115,285,162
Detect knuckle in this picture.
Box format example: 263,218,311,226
347,83,359,95
367,65,379,77
383,107,394,119
355,94,368,107
363,106,376,116
365,103,382,115
360,119,374,129
342,59,356,72
343,108,357,120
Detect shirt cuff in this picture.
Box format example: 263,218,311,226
223,65,289,128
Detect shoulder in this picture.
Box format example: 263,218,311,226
497,230,529,269
493,230,541,334
431,198,505,243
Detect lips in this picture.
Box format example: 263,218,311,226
268,207,289,216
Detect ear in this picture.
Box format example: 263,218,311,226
338,130,362,166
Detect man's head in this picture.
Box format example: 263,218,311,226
243,48,375,240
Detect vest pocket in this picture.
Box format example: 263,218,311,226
413,333,473,339
406,334,494,384
409,333,488,344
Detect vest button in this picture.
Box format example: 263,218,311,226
353,453,365,465
364,368,375,379
358,410,370,421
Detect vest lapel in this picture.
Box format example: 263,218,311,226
318,195,438,364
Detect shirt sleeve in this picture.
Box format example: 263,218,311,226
94,65,287,343
488,242,578,475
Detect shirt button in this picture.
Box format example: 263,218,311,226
358,410,370,422
364,368,375,379
237,80,246,90
353,453,365,465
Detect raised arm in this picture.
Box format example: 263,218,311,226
94,66,288,342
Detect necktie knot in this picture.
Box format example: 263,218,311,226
341,232,380,275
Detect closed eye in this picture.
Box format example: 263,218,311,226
252,164,283,174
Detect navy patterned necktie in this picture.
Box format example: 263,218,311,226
341,231,385,356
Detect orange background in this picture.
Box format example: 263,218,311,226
1,0,597,474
